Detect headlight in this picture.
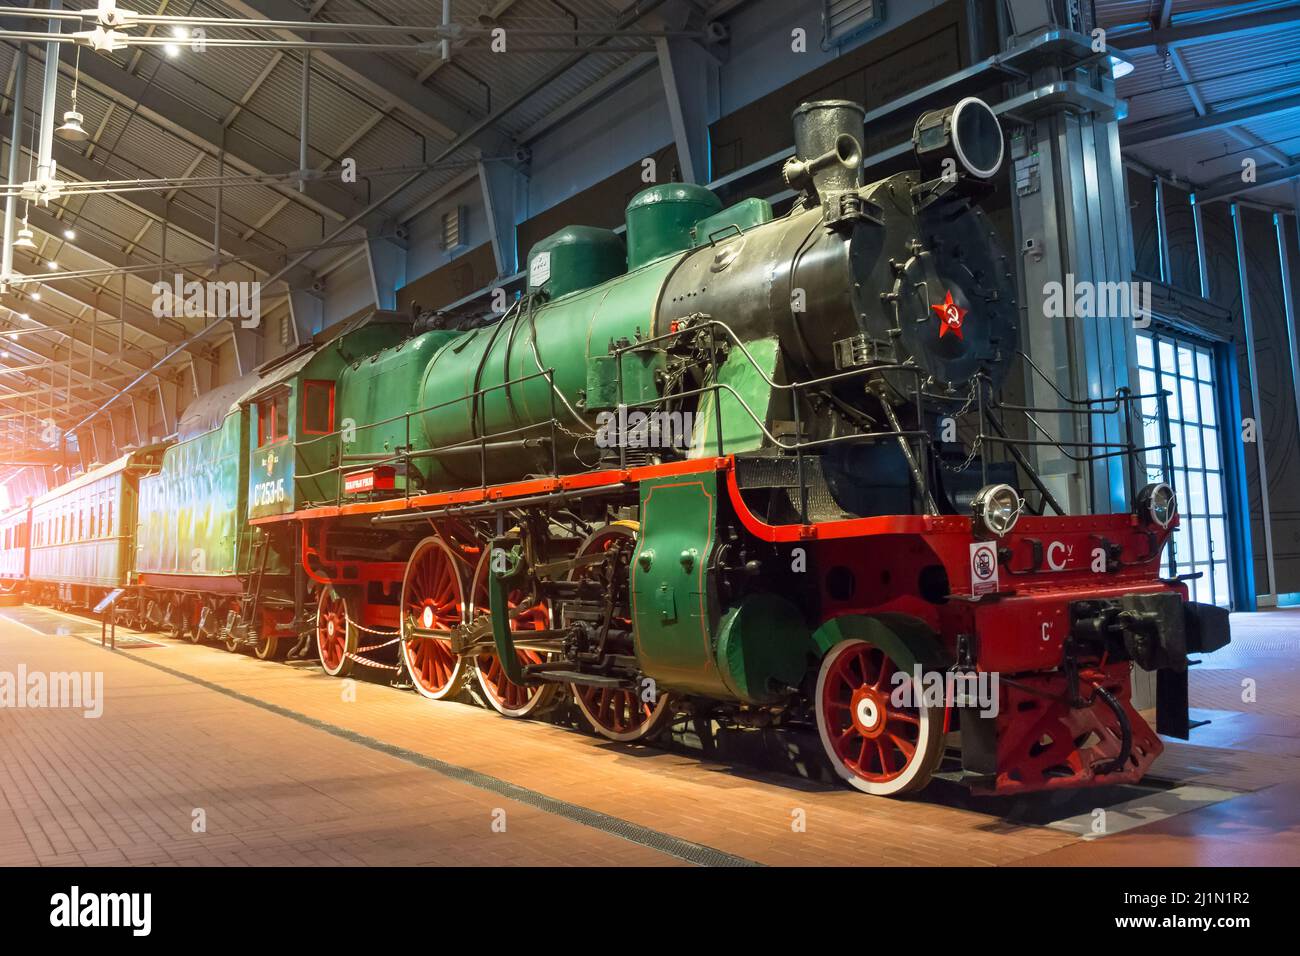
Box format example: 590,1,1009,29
972,483,1022,537
1137,482,1177,529
912,96,1005,181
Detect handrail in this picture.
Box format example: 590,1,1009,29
281,313,1169,521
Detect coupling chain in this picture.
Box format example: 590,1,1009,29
344,650,401,671
951,380,983,473
346,619,402,655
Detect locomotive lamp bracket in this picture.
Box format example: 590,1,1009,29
910,173,993,212
819,191,883,230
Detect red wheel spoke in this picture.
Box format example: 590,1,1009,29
888,734,915,760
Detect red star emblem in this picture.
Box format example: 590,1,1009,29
931,291,967,340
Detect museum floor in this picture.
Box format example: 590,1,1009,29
1,604,1296,867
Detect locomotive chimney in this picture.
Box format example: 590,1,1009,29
784,100,865,204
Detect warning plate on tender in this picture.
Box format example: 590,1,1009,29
970,542,999,596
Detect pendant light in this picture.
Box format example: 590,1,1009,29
13,219,35,250
55,46,88,142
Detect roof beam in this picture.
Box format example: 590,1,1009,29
1162,45,1295,172
3,292,168,383
1112,5,1300,56
1123,90,1300,148
0,334,143,420
58,42,377,229
9,252,178,345
219,0,514,156
1199,159,1300,203
43,141,287,277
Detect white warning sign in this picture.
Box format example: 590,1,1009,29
529,250,551,287
970,541,999,596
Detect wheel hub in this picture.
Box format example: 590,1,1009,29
850,686,887,738
421,605,434,629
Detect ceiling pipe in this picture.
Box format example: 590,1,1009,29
298,51,309,193
1,42,25,290
34,0,62,194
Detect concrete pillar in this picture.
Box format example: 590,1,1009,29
367,235,409,310
478,158,527,278
289,286,325,348
1001,20,1135,515
656,37,718,185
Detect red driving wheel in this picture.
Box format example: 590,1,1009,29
400,537,467,699
469,551,558,718
567,522,673,743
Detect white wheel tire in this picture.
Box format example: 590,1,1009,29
814,638,943,797
572,686,675,743
316,588,356,678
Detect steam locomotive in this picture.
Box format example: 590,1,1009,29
0,96,1229,797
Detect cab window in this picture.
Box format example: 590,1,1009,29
258,389,290,447
302,380,335,435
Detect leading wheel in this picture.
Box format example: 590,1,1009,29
469,551,559,718
188,596,211,644
221,599,244,653
165,595,186,641
254,615,285,661
567,522,674,742
316,587,357,677
399,537,468,700
814,637,943,796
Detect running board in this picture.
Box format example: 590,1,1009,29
532,670,627,689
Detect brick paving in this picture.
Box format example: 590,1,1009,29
1,605,1298,867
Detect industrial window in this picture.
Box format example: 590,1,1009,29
301,380,335,435
1136,330,1231,608
822,0,884,48
258,389,290,446
441,206,465,250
